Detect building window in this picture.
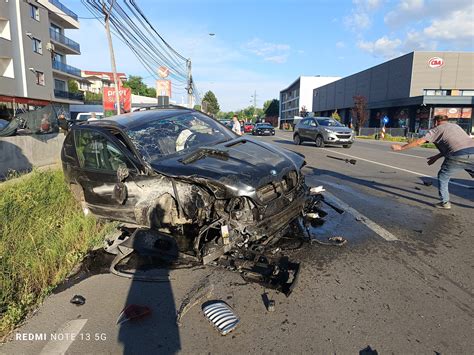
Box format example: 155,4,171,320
0,57,14,78
424,89,447,96
36,71,45,86
30,4,40,21
461,90,474,96
0,19,11,40
32,38,42,54
54,79,66,91
53,52,63,63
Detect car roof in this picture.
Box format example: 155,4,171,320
86,107,195,130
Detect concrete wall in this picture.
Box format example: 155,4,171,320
0,133,65,178
410,52,474,96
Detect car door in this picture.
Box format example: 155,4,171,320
72,127,139,223
298,119,310,139
307,119,318,140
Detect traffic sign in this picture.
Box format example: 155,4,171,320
158,66,169,78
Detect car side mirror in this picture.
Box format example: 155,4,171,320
117,164,129,182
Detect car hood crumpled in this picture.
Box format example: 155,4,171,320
150,138,305,198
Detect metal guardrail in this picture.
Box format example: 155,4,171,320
49,0,78,21
49,29,80,53
54,89,84,101
52,61,81,77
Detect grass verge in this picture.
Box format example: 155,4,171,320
356,135,436,148
0,169,115,337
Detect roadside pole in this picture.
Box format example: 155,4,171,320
186,59,193,108
103,0,121,115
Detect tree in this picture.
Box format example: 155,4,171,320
331,109,341,122
300,105,308,117
122,75,156,98
84,92,102,103
351,95,368,134
264,99,279,117
202,91,220,116
68,80,79,93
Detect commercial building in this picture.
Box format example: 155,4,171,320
279,76,340,126
0,0,82,119
312,51,474,134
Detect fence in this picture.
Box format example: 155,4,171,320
359,127,407,137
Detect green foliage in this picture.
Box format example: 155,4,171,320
68,80,79,93
122,75,156,98
202,91,220,115
264,99,279,117
84,91,102,103
331,110,341,122
0,170,114,336
193,105,202,111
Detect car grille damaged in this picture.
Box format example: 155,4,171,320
257,170,298,203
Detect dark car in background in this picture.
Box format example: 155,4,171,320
293,117,354,148
252,123,275,136
61,107,313,266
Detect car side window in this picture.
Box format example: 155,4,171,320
309,119,317,127
74,129,127,171
301,119,309,126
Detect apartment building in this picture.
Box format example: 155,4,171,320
0,0,82,118
78,70,127,95
279,76,340,126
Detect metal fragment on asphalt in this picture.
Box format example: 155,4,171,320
202,301,239,335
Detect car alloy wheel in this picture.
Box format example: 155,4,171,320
315,135,325,148
293,134,301,145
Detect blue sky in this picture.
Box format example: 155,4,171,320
66,0,474,111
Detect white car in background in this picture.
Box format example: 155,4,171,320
75,112,104,122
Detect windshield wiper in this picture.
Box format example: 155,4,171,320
180,148,229,165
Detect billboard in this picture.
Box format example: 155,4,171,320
434,107,472,119
103,87,132,113
156,80,171,97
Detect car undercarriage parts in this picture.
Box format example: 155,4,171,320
202,301,240,336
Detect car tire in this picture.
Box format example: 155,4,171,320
343,144,352,149
293,134,301,145
315,135,325,148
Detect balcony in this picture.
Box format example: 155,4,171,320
49,29,80,55
49,0,78,21
52,60,81,78
54,89,84,101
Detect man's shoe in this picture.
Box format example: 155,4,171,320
435,202,451,209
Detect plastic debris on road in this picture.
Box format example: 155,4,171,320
116,304,152,325
202,301,239,335
70,295,86,306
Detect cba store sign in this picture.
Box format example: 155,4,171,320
103,87,132,112
428,57,445,69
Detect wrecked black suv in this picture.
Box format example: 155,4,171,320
61,107,315,267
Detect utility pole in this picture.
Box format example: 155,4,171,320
103,0,121,115
186,59,193,109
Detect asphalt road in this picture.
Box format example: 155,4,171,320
2,133,473,354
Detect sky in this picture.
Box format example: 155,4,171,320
66,0,474,111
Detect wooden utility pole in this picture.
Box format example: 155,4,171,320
103,0,121,115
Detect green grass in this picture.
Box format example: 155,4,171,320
356,134,436,148
0,169,115,337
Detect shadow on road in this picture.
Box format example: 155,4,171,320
307,167,473,209
117,230,182,354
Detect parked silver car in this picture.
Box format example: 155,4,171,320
293,117,354,148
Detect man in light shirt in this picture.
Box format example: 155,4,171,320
231,115,242,136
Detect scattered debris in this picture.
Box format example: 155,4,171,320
423,181,433,186
202,301,239,335
310,186,326,194
70,295,86,306
267,300,276,312
116,304,152,325
310,236,347,247
326,155,357,165
177,276,214,326
359,345,378,355
321,199,345,214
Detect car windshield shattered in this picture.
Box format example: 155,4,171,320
316,118,343,127
126,112,235,163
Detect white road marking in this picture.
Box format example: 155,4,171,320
320,148,472,189
40,319,87,355
388,152,427,159
323,191,399,241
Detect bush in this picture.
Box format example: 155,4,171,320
0,170,114,336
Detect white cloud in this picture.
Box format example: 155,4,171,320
357,36,402,58
423,6,474,43
336,41,346,48
243,38,291,63
344,0,383,31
